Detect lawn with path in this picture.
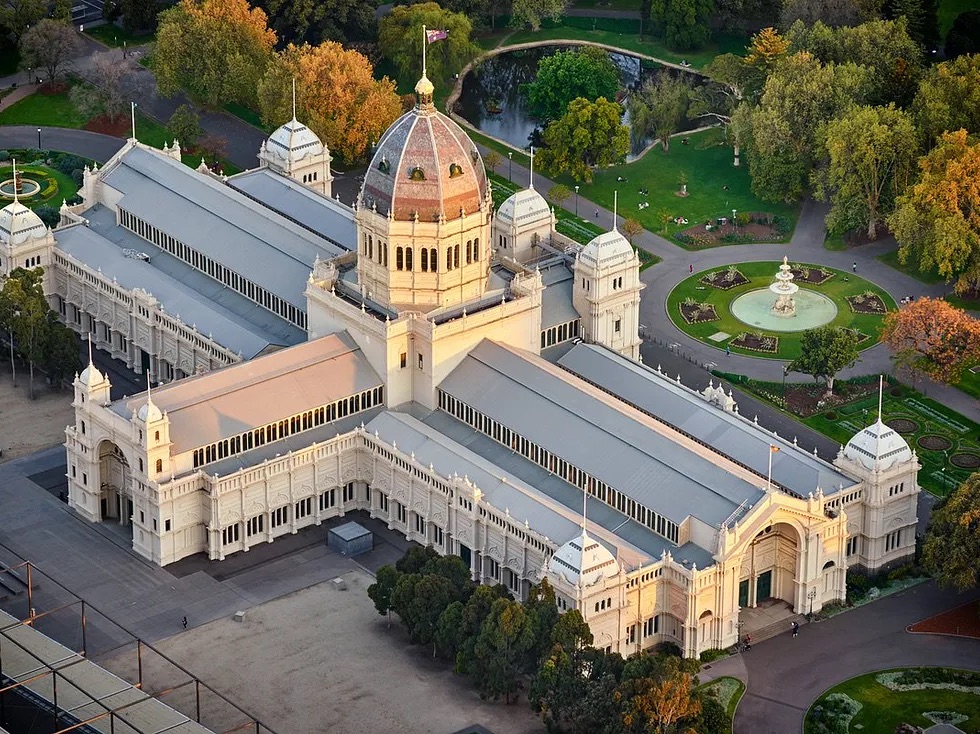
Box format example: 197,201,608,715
805,669,980,734
667,261,894,360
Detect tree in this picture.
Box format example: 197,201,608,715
472,597,537,703
537,97,630,183
548,183,572,208
420,553,474,602
618,655,702,734
379,2,478,88
455,583,511,676
818,104,918,240
621,218,644,244
889,131,980,295
405,574,456,656
883,0,940,48
922,473,980,592
40,315,81,388
628,72,689,154
779,0,877,29
19,20,82,83
523,47,619,123
650,0,713,50
1,268,49,400
434,600,465,659
745,52,868,203
529,613,598,734
257,42,402,163
484,149,502,173
522,579,560,666
121,0,162,32
395,545,440,574
367,564,401,626
0,0,46,40
882,298,980,384
912,56,980,146
510,0,568,31
154,0,277,107
786,326,860,394
259,0,381,45
745,27,790,73
167,105,202,149
945,11,980,59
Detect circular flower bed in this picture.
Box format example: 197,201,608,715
950,453,980,469
887,418,919,434
918,435,952,452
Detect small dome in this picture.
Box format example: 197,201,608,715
843,419,912,470
265,118,324,165
497,188,550,227
579,229,634,270
546,531,620,587
360,82,488,222
79,363,105,389
0,200,46,245
137,400,163,423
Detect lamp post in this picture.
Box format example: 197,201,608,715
27,67,32,85
732,209,737,230
782,364,789,398
575,185,580,216
807,588,817,618
507,151,512,182
37,128,42,150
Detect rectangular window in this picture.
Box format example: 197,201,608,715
379,492,389,513
396,502,406,523
400,352,407,369
246,515,264,537
486,557,500,581
415,513,426,535
295,497,312,519
846,536,859,556
319,488,336,511
222,524,240,545
506,568,520,593
615,318,622,333
343,482,356,502
165,519,171,532
432,524,444,547
271,506,288,529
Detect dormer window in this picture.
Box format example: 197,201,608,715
378,157,390,174
449,162,463,178
410,166,425,181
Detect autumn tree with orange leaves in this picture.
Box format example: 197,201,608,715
882,297,980,385
620,670,700,734
155,0,277,107
256,42,402,164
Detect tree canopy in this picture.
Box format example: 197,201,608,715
0,0,46,40
379,2,478,88
889,130,980,294
923,472,980,592
257,0,380,45
154,0,277,107
945,11,980,59
523,47,619,123
510,0,568,31
881,297,980,384
537,97,630,182
628,71,690,153
912,55,980,146
19,20,81,83
786,326,860,393
257,42,402,163
650,0,713,50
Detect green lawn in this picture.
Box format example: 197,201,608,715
939,0,980,37
700,676,745,733
667,262,894,360
806,669,980,734
223,101,269,131
85,25,156,48
0,164,79,209
0,90,87,128
506,20,747,68
824,233,847,251
571,0,640,9
876,248,945,285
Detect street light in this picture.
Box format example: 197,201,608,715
37,128,42,150
27,67,32,85
574,185,580,216
807,588,817,618
782,363,789,397
507,151,512,182
732,208,737,230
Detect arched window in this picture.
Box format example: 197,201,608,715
446,246,454,270
154,430,160,441
473,237,479,261
466,240,472,264
405,247,413,270
382,242,388,266
410,166,425,181
430,248,437,271
155,459,163,473
421,248,429,272
368,235,373,260
453,244,459,268
449,162,463,178
396,246,404,270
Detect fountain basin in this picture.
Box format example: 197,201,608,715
0,178,41,199
731,288,838,332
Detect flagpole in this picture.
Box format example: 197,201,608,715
767,446,773,492
422,24,427,77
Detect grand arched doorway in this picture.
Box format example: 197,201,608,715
738,522,801,609
97,440,133,526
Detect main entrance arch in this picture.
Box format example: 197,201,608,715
738,521,802,609
97,440,133,526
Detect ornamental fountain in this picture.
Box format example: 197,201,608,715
771,256,798,317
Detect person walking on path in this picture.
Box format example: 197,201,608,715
595,209,599,219
689,264,693,273
852,262,857,273
792,621,799,637
182,616,188,629
726,345,731,356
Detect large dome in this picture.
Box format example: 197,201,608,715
843,419,912,471
579,229,634,270
546,531,620,588
0,200,46,245
360,76,488,222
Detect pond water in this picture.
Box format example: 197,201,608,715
455,46,704,159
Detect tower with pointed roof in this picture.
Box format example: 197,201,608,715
258,80,333,196
572,193,644,359
492,147,554,264
834,376,919,571
1,160,56,278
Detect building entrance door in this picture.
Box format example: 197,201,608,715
756,570,772,602
738,579,749,608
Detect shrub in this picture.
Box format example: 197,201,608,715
71,168,83,186
653,641,683,657
34,205,60,227
0,150,9,161
55,154,87,175
699,648,728,663
825,411,837,420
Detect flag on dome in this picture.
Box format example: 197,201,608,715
770,445,780,453
426,29,449,43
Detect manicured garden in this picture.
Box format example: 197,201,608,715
667,262,894,360
806,668,980,734
0,162,79,210
699,676,745,734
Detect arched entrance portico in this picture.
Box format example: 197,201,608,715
97,440,133,527
738,521,802,609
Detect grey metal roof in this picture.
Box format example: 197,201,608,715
540,277,579,329
112,332,382,453
102,146,345,310
368,410,654,568
227,168,357,250
0,610,214,733
57,225,278,360
423,410,712,565
331,521,371,541
81,205,304,349
557,343,856,495
438,341,766,527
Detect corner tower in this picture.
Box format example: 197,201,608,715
355,73,492,312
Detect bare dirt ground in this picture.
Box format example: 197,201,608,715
0,366,74,462
94,568,546,734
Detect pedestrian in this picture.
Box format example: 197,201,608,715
689,263,694,274
182,616,187,629
595,209,599,219
852,262,857,273
792,621,799,637
726,345,731,356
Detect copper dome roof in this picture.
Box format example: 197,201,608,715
360,83,488,222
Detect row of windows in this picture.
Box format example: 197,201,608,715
192,386,384,468
846,536,860,556
541,320,580,349
436,390,680,545
220,484,356,546
387,240,481,273
611,276,625,290
827,489,863,509
888,482,906,497
362,234,389,267
884,529,903,552
118,208,307,330
301,171,319,184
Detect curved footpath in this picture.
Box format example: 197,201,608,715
1,125,126,165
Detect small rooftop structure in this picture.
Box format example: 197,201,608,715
328,521,373,557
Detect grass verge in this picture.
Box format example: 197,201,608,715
223,101,269,131
824,233,847,251
85,25,156,48
876,248,945,285
0,88,87,127
699,676,745,734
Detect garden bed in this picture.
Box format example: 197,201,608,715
917,434,953,451
731,332,778,353
847,293,888,314
678,218,786,248
887,418,920,434
790,265,834,285
701,268,749,290
909,602,980,639
950,452,980,469
680,301,718,324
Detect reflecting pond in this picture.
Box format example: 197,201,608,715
455,46,704,160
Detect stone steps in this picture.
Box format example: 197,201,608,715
746,613,807,646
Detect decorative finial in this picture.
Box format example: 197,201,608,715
291,77,297,121
613,191,618,231
11,159,17,204
87,333,94,370
529,146,534,190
